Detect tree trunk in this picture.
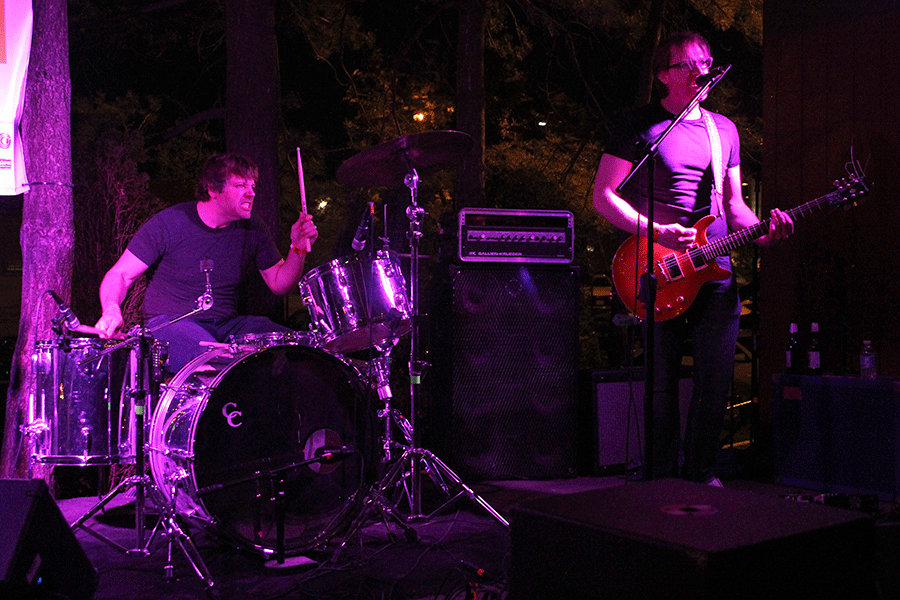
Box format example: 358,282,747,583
455,0,486,210
226,0,283,322
3,0,73,479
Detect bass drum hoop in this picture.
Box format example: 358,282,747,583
148,343,373,556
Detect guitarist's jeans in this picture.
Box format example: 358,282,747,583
647,274,741,483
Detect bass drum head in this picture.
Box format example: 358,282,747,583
190,345,373,555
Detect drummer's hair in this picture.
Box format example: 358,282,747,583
195,153,260,201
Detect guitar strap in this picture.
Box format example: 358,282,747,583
702,108,725,218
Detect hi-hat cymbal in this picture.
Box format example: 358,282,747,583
337,130,474,188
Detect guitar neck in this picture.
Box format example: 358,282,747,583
701,188,843,261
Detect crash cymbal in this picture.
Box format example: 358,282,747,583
337,130,474,187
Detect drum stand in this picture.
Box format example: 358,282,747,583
69,328,215,591
334,166,508,560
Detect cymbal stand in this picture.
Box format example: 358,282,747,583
373,165,509,527
70,327,214,589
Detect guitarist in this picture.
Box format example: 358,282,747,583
592,32,794,485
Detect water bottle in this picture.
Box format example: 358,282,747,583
807,322,821,375
860,340,877,379
786,323,801,373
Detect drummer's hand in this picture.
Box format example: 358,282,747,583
95,307,123,339
291,213,318,250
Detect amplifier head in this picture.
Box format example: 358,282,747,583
458,208,574,263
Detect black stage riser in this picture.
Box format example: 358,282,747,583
0,478,98,600
509,479,876,600
430,264,579,480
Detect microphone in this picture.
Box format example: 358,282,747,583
351,203,373,252
48,291,81,330
314,446,354,462
456,558,502,582
696,65,729,87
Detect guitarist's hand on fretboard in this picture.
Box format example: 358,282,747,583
756,208,794,248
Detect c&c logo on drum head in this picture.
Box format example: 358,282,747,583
222,402,243,428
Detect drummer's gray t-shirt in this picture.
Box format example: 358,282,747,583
127,202,282,323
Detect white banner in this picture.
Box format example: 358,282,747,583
0,0,32,195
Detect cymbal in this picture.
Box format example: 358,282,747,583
337,130,474,187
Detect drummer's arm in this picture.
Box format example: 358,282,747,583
260,213,318,296
96,250,149,338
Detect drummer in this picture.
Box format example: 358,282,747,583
94,152,318,374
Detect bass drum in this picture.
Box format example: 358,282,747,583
148,343,373,556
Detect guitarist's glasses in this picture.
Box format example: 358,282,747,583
667,57,713,74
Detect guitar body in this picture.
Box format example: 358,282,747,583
612,215,731,321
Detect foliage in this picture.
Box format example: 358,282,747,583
65,0,764,370
71,93,165,327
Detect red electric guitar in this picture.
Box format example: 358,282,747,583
611,174,871,321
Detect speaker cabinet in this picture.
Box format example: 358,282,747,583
429,264,579,480
0,479,98,600
593,368,693,471
510,479,876,600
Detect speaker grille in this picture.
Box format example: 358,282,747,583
436,265,578,480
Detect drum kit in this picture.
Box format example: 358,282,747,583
23,131,507,587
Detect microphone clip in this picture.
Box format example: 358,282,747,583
47,290,81,334
197,259,214,311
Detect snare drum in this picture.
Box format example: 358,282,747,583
148,343,373,556
299,250,411,353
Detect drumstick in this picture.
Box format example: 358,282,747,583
296,147,312,252
199,340,232,349
71,323,105,337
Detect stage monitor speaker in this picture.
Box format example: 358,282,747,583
0,478,98,600
509,479,876,600
429,264,579,480
593,368,693,471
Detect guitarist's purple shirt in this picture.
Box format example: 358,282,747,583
606,103,740,267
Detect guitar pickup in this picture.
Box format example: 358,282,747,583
658,253,684,282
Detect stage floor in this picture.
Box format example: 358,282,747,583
56,474,900,600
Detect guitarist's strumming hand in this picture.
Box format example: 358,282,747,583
655,223,698,252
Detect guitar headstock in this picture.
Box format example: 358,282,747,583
829,158,872,209
829,172,871,209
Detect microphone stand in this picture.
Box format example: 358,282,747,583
616,66,729,481
190,450,359,569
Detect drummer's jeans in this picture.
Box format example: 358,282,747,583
145,315,292,376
